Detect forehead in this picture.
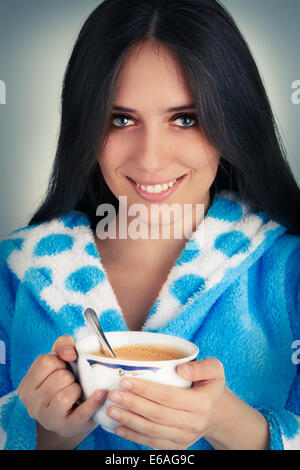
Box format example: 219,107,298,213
113,41,193,109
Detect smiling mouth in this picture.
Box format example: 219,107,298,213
128,176,182,191
126,174,187,202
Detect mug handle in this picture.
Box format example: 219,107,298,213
66,350,84,407
68,358,79,381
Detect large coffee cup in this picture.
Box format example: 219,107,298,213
71,331,199,433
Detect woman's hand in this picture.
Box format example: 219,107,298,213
18,335,107,440
106,358,226,450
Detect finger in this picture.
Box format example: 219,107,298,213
176,358,225,383
37,368,76,407
119,377,198,411
108,389,194,431
107,402,196,444
175,359,225,414
113,425,188,450
119,368,224,414
67,389,108,431
51,335,77,362
28,378,79,423
42,382,83,433
21,354,67,392
48,382,83,417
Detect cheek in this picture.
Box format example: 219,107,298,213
181,134,219,169
97,146,128,174
206,153,220,175
186,151,220,176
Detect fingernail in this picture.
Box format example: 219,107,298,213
63,347,75,356
121,380,133,390
115,428,126,437
110,408,121,420
180,363,192,378
110,392,122,403
95,390,105,401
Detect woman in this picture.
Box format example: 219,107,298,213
0,0,299,450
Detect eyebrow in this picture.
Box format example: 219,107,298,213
112,104,196,113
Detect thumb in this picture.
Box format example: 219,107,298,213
51,334,77,362
177,358,224,382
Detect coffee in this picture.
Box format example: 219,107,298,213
91,343,187,361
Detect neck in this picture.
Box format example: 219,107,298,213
94,194,211,267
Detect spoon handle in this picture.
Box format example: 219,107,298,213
84,308,116,358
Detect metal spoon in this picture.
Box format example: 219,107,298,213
84,308,116,358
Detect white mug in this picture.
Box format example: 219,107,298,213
71,331,199,433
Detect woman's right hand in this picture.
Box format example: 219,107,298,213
18,335,107,439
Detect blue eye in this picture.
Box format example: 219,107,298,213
174,114,197,128
111,115,133,127
111,113,198,129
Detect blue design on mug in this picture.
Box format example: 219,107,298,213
87,359,160,372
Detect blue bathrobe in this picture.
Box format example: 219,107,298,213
0,190,299,450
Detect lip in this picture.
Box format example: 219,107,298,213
129,177,182,186
127,174,187,202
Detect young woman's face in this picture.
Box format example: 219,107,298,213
98,41,220,225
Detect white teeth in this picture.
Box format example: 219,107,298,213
136,178,178,193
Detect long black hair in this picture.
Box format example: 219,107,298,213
28,0,300,234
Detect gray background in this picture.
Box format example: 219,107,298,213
0,0,299,240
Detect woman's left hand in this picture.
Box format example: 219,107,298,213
106,358,226,449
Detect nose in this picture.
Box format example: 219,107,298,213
132,125,170,175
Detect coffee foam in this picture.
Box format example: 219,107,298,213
91,343,187,361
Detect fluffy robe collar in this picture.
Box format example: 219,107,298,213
6,190,287,339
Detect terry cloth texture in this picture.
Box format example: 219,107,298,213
0,190,299,450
